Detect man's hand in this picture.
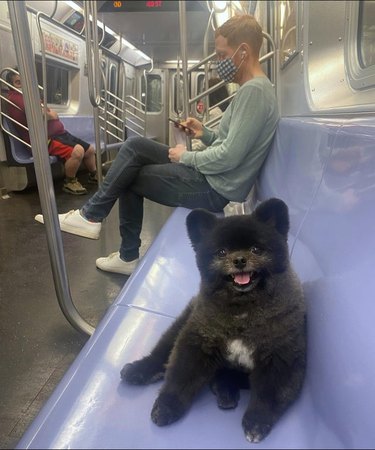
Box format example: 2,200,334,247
42,104,58,120
180,117,204,139
168,144,187,163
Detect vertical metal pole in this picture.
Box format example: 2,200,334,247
84,0,103,184
203,9,214,121
7,1,94,336
178,0,191,151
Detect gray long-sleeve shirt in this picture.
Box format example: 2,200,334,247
180,76,279,202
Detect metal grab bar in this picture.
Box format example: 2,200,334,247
0,67,39,148
261,31,276,86
84,2,101,107
124,101,145,115
126,95,146,107
178,0,191,150
124,95,146,137
187,52,216,74
6,0,94,336
36,11,53,146
83,1,103,184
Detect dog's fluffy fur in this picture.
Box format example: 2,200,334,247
121,198,306,443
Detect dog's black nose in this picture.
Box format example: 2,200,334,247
233,256,247,269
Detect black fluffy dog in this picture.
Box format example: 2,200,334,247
121,198,306,443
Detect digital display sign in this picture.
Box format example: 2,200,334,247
99,1,206,13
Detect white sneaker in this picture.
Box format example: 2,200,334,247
34,209,101,240
96,252,139,275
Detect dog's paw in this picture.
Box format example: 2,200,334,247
242,413,272,443
210,369,243,410
120,358,164,385
151,392,186,426
211,380,240,409
210,380,240,409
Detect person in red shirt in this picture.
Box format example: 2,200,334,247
6,69,97,195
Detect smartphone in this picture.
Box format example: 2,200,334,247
169,118,193,132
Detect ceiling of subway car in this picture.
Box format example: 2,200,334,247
24,1,214,64
94,1,214,63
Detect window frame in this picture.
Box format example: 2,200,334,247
346,0,375,90
35,58,72,107
141,73,162,114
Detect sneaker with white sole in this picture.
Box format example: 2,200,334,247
63,178,87,195
96,252,139,275
34,209,101,239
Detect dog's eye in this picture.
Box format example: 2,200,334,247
217,248,227,258
251,246,262,255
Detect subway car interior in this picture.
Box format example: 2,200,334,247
1,0,375,448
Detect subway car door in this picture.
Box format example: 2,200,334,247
140,69,168,143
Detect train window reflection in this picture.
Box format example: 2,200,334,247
141,74,162,113
197,73,205,95
279,0,297,68
358,0,375,68
35,61,69,105
173,73,184,115
109,64,117,108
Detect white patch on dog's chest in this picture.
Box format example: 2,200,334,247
226,339,255,370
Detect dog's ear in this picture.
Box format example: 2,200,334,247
186,209,217,248
254,198,289,237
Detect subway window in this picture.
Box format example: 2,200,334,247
197,73,205,95
141,74,162,113
173,73,184,115
195,73,206,117
109,64,117,94
108,63,117,110
358,0,375,68
35,61,70,105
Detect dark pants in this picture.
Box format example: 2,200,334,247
81,137,228,261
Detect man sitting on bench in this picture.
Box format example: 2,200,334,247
6,68,97,195
35,15,279,273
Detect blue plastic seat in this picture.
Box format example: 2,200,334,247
59,116,124,153
2,117,57,165
16,117,375,449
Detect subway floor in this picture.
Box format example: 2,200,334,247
0,174,172,449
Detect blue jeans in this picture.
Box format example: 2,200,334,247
81,137,228,261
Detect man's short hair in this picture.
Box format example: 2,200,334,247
215,15,263,57
5,67,19,86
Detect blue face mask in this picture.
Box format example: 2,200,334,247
217,46,244,83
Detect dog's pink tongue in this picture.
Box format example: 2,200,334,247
234,273,251,285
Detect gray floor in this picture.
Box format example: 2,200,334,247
0,174,173,449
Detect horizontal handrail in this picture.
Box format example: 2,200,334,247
105,91,125,104
1,111,31,135
189,79,226,105
124,108,145,124
259,50,275,63
99,116,124,133
187,52,216,73
208,92,235,112
125,117,145,131
99,126,123,142
99,102,124,119
126,95,146,108
205,115,222,128
124,125,143,137
125,102,145,115
0,113,32,148
1,95,23,112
